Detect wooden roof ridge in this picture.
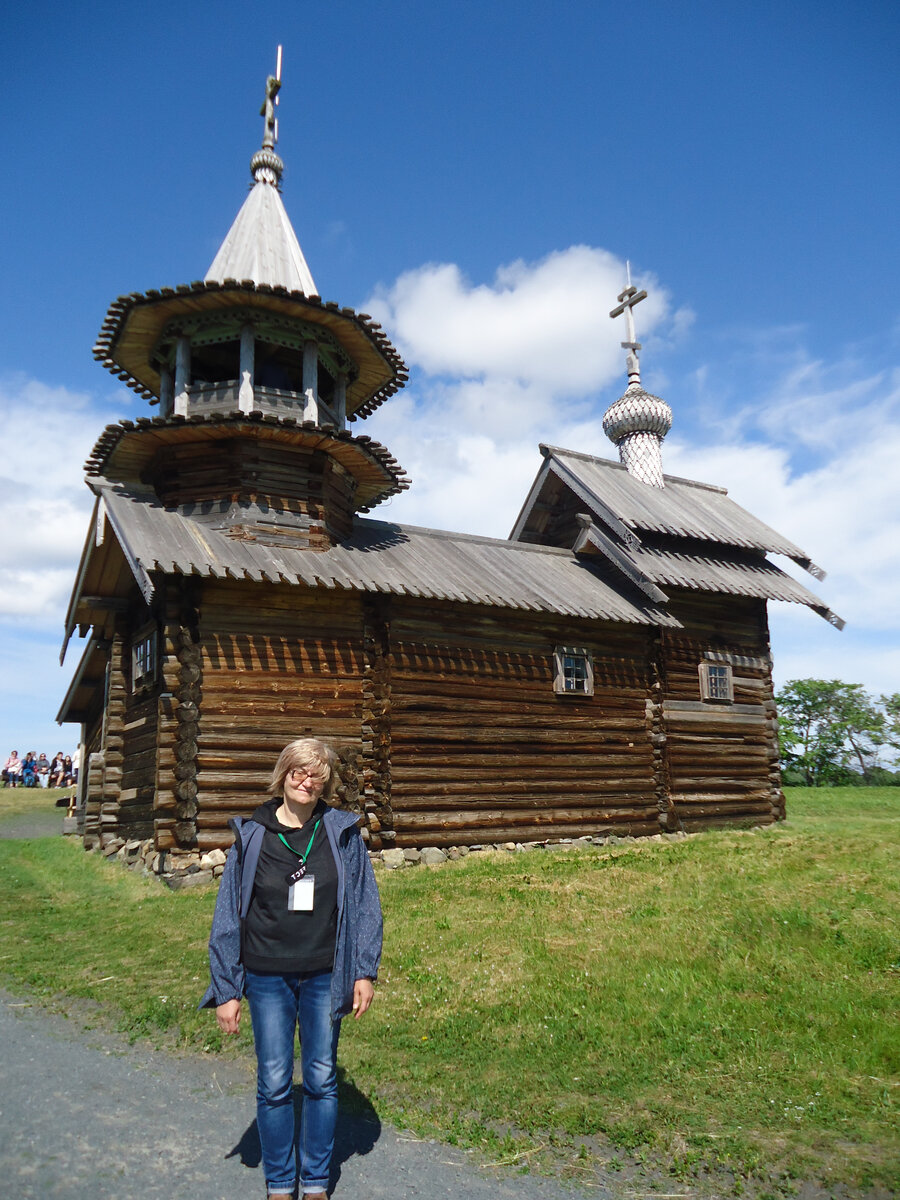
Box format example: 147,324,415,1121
539,443,728,495
352,516,586,557
64,485,682,633
571,515,669,604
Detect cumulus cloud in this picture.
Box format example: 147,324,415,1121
366,246,670,534
368,246,668,393
0,375,120,621
366,251,900,706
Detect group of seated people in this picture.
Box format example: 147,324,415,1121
2,751,78,789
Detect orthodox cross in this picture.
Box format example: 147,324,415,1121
260,45,283,150
609,261,648,384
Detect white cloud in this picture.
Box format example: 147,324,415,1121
366,246,670,534
368,246,668,393
0,375,117,621
366,253,900,708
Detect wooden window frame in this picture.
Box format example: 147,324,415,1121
699,661,734,704
553,646,594,697
131,624,159,694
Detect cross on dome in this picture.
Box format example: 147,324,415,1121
603,263,672,488
261,45,283,151
609,261,648,385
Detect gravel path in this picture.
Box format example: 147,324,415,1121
0,799,68,839
0,994,598,1200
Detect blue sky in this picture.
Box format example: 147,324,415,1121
1,0,898,758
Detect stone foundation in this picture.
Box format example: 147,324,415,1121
87,826,739,888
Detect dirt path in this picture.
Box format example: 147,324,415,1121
0,993,598,1200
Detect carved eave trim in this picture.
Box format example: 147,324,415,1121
93,280,408,420
573,515,670,604
83,411,411,513
547,452,639,546
56,636,111,725
811,605,846,631
61,498,103,664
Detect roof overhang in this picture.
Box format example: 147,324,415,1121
57,637,110,725
93,280,407,420
83,412,410,512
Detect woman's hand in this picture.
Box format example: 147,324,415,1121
216,998,242,1034
352,979,375,1020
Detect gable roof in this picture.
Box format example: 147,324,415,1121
514,445,825,574
511,445,843,628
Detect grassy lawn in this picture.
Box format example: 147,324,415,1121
0,786,71,819
0,786,896,1195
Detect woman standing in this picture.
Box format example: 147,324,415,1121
202,738,382,1200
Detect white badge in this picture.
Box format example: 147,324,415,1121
288,874,315,912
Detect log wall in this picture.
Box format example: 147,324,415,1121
177,581,368,852
384,600,661,847
659,592,783,831
88,581,786,853
82,621,125,849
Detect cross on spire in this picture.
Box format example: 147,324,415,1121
260,45,283,150
609,261,648,385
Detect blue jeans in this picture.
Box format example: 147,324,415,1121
245,969,341,1195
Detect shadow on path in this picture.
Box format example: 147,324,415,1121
226,1071,382,1193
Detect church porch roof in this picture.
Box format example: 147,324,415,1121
514,445,825,574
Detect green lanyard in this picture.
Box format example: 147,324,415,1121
277,818,321,867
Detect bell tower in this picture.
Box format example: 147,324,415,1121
89,49,409,549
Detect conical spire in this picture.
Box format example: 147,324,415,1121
205,47,317,295
603,265,672,489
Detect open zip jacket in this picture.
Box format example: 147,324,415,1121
200,805,382,1020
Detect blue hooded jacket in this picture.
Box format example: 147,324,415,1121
200,806,382,1020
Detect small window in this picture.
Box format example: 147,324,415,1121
132,627,158,693
554,646,594,696
699,661,733,703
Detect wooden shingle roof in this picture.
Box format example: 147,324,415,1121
511,445,843,627
61,482,681,660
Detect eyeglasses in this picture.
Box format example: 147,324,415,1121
288,769,324,789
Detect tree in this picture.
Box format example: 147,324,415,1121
882,693,900,755
775,679,886,786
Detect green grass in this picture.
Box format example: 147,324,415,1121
0,786,70,819
0,786,897,1194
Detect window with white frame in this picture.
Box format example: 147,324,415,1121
553,646,594,696
699,661,733,703
131,626,158,693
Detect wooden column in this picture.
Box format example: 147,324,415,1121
174,336,191,417
361,596,393,849
239,324,255,414
159,365,174,417
334,372,347,430
302,339,319,424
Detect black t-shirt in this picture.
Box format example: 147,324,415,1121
241,799,339,975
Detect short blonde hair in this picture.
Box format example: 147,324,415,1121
268,738,338,800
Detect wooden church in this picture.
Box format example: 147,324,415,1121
58,59,842,860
